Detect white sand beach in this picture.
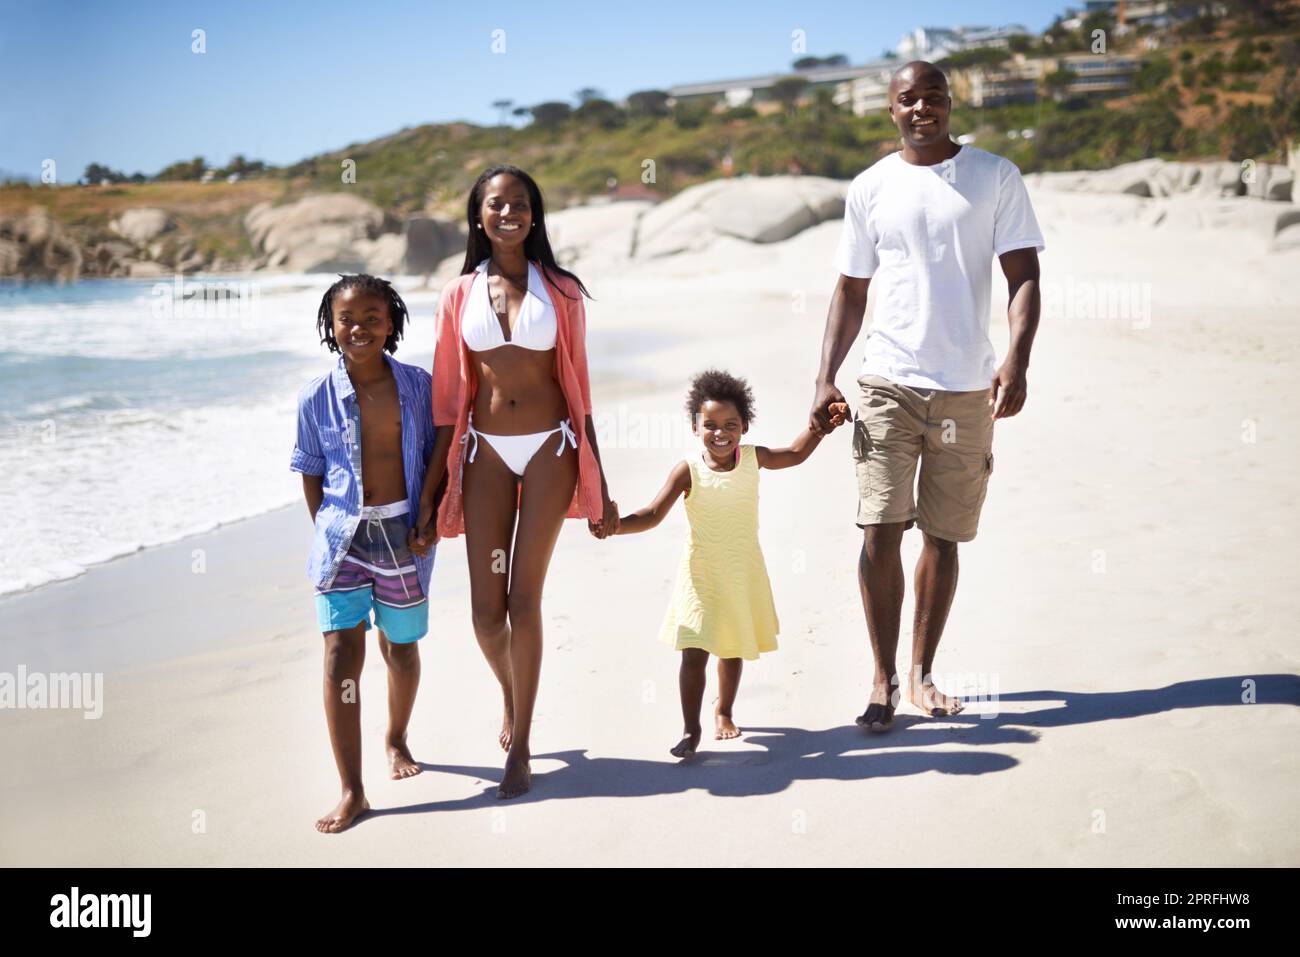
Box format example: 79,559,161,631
1,183,1298,866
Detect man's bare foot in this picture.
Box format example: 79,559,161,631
714,709,740,740
497,750,531,799
670,728,701,759
315,789,370,834
499,692,514,752
387,737,422,780
855,678,898,732
909,677,964,717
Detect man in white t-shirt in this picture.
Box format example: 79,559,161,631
809,60,1044,732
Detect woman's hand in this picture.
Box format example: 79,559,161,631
409,499,439,554
588,496,620,539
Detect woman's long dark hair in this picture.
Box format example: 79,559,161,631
460,164,591,300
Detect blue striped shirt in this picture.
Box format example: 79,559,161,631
290,352,437,593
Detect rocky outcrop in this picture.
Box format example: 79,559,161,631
1026,158,1293,202
0,207,83,281
402,215,463,275
1027,158,1300,251
244,194,394,272
635,175,847,258
545,200,651,271
110,207,173,245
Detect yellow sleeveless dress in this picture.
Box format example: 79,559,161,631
658,444,780,659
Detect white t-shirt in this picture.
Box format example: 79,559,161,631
833,145,1045,391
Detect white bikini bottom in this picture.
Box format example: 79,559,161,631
463,412,578,477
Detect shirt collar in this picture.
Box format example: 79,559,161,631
332,351,415,403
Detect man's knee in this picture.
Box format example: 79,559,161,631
921,531,960,558
862,521,907,556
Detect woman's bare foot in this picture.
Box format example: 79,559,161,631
670,727,701,759
315,789,370,833
909,676,964,717
855,679,898,732
387,736,422,780
714,709,740,740
499,691,514,752
497,749,532,799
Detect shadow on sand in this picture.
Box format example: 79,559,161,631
364,673,1299,817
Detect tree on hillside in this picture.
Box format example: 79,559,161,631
574,87,603,105
528,101,572,128
626,89,670,117
492,99,514,125
1219,0,1291,30
792,54,848,70
770,76,810,115
574,97,625,129
155,156,207,181
82,163,126,184
1043,65,1076,98
219,154,265,177
938,47,1010,70
1134,55,1174,92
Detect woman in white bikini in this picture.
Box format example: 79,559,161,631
417,164,619,799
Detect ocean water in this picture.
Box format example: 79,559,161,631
0,274,438,597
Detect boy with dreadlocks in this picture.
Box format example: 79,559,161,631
290,274,442,834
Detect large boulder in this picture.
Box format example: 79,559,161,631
635,175,847,258
356,233,407,275
546,200,650,271
243,193,387,272
110,208,173,245
1028,158,1291,202
402,215,463,275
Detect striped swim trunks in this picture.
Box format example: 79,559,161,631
314,501,428,643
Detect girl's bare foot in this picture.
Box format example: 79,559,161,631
315,789,370,833
497,749,531,799
909,677,964,717
714,709,740,739
387,736,422,780
499,691,514,752
670,727,701,759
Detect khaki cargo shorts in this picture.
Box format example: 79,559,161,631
851,374,995,543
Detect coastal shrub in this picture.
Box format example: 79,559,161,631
1221,103,1273,160
1134,55,1174,92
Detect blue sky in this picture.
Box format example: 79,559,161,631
0,0,1069,181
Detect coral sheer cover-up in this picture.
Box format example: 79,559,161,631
430,262,602,539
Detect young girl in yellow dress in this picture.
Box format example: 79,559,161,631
616,370,846,758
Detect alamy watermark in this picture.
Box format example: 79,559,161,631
0,666,103,719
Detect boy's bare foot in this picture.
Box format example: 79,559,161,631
855,679,898,732
497,750,531,799
909,677,964,717
387,737,422,780
714,709,740,740
670,728,701,759
315,789,370,833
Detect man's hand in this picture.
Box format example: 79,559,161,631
990,359,1028,419
810,381,847,435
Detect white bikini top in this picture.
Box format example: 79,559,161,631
461,259,557,352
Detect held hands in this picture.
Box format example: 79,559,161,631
990,359,1028,419
408,500,439,556
810,382,848,435
588,495,620,539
